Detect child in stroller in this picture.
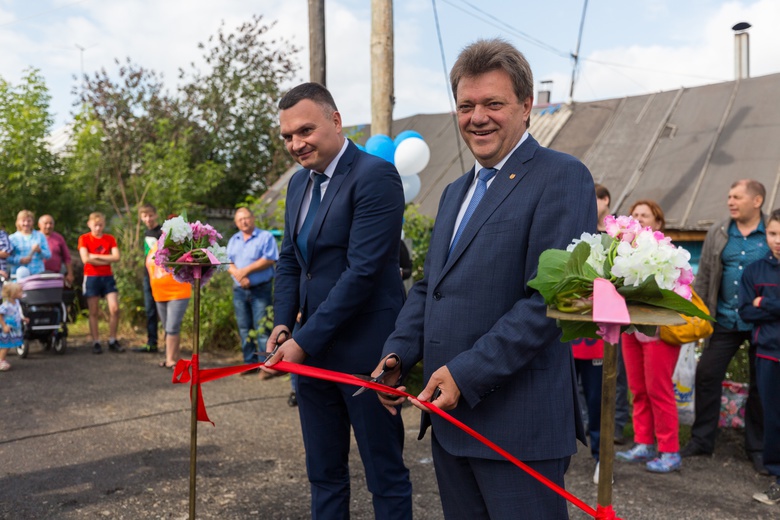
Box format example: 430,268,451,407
16,273,69,357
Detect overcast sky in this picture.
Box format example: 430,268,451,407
1,0,778,129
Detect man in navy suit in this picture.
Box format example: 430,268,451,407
375,39,593,519
264,83,412,520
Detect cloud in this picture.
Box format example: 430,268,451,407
575,0,780,102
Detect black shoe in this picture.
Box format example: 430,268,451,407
680,442,712,458
614,429,627,445
132,344,158,353
288,391,298,407
108,340,125,353
92,343,103,354
750,452,771,476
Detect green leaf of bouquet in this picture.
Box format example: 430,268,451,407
617,276,663,300
559,320,600,342
643,289,715,321
528,249,570,302
634,324,659,336
564,241,591,277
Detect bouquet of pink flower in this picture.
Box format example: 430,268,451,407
529,215,712,340
155,215,229,284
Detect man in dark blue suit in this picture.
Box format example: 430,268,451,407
375,39,593,519
264,83,412,520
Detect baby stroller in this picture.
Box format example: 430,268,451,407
17,273,69,357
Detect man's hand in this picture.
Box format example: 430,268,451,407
753,296,763,307
411,365,460,412
265,325,291,352
372,353,405,415
262,326,305,375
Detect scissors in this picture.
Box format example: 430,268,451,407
352,354,400,396
263,329,290,365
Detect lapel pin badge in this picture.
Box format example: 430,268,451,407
509,173,516,180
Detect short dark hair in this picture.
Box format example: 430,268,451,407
595,184,611,201
450,38,534,127
769,208,780,225
278,82,338,114
630,199,666,231
138,203,157,216
731,179,766,207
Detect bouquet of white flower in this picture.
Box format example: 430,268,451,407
529,215,712,341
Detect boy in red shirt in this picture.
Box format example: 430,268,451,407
78,212,123,354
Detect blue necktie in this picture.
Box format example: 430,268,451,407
449,167,498,256
296,173,325,263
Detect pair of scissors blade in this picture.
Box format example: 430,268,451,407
262,330,289,365
353,354,400,396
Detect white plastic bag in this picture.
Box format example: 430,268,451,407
673,342,697,426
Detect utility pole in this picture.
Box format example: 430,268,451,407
308,0,326,85
371,0,393,136
568,0,589,102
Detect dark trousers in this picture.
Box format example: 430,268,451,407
575,358,603,460
142,270,158,346
297,376,412,520
690,324,763,454
431,431,570,520
756,357,780,481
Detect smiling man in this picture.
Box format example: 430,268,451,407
373,38,594,519
682,180,768,474
264,83,411,519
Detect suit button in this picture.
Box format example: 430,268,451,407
306,273,312,280
433,291,442,301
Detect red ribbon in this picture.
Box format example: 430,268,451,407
172,358,622,520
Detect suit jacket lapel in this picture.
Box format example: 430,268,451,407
427,170,473,286
304,140,355,262
288,171,310,263
439,136,540,279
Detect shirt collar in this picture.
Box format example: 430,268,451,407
473,131,529,176
728,218,766,237
310,137,349,181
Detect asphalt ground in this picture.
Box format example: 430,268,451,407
1,337,777,519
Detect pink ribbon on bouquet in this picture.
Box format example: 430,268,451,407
592,278,631,343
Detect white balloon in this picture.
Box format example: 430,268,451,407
394,137,430,177
402,174,421,204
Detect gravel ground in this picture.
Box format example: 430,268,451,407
1,336,777,519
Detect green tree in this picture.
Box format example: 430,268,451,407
0,68,64,228
179,14,298,206
403,204,434,281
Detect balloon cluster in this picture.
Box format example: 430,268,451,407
358,130,430,203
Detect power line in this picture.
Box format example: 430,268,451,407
437,0,730,89
440,0,569,59
431,0,465,174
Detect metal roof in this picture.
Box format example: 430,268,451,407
263,73,780,231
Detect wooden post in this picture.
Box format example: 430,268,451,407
597,340,617,506
188,274,201,520
371,0,393,136
547,304,685,513
308,0,326,86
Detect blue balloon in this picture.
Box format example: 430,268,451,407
393,130,423,147
365,134,395,164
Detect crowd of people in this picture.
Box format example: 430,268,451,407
2,36,779,519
